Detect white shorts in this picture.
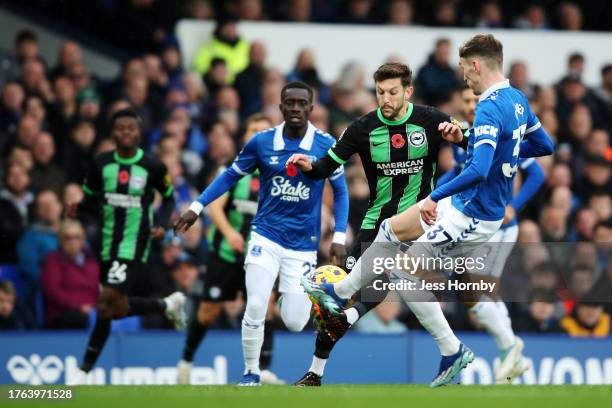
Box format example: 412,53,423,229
414,196,503,261
474,224,519,278
244,231,317,294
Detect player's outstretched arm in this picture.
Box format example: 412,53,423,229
286,153,340,180
173,167,245,234
328,167,349,266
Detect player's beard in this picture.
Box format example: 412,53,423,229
381,102,404,121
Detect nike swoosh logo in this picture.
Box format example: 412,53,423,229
373,141,386,146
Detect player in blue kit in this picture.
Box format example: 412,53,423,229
173,82,349,386
303,34,554,387
437,85,545,383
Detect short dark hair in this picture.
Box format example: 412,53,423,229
15,30,37,45
568,52,584,64
281,81,313,102
459,34,503,69
602,64,612,76
245,113,272,128
373,62,412,87
0,280,15,296
594,219,612,232
110,108,142,127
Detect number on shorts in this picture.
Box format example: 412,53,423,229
108,261,127,284
427,225,453,247
302,262,316,276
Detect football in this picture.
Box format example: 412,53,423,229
306,265,347,303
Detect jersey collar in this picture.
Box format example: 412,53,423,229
479,79,510,102
114,148,143,165
376,103,413,125
273,121,316,151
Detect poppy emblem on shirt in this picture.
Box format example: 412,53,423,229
250,177,260,193
118,170,130,184
391,134,405,149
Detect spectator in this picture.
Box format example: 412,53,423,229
51,41,83,79
161,43,184,86
339,0,376,24
14,30,40,64
41,220,99,329
514,4,549,30
573,207,598,241
594,64,612,110
415,38,461,106
0,81,25,138
20,58,54,102
15,114,41,150
148,233,187,298
0,162,33,262
239,0,265,21
508,61,536,100
529,261,559,294
386,0,413,26
0,281,25,330
576,155,610,203
60,121,97,183
170,253,200,294
203,58,229,98
585,129,611,160
16,190,62,306
287,49,329,104
30,132,67,196
234,41,268,118
557,2,583,31
192,19,250,83
539,206,569,242
477,1,503,28
588,190,611,222
286,0,311,22
433,0,458,26
355,300,407,333
514,289,563,333
561,299,610,337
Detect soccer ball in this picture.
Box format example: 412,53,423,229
308,264,347,284
306,265,347,303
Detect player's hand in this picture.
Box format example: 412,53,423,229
150,227,166,240
420,196,438,226
173,210,198,235
502,205,516,225
225,229,245,253
64,202,79,219
438,121,464,143
330,243,347,267
286,154,312,172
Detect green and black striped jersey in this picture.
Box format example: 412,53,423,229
327,104,453,230
82,148,174,263
207,169,259,264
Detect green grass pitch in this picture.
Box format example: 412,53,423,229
2,385,611,408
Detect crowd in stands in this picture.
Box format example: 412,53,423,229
0,1,610,337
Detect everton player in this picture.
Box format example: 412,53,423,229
173,82,349,386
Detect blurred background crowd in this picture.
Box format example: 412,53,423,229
0,0,610,338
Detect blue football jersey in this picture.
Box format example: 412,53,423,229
230,122,343,251
451,80,540,221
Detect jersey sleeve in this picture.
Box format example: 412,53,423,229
472,101,502,150
82,158,103,196
327,122,360,165
525,104,542,136
231,135,259,175
152,160,174,197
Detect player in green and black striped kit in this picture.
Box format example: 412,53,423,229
288,62,467,385
176,114,284,384
67,109,184,383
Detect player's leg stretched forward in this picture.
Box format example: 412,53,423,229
301,202,474,386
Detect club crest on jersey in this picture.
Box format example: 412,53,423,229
515,103,525,119
345,256,356,270
409,131,426,147
391,133,405,149
130,174,147,190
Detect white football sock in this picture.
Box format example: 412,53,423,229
345,307,359,325
242,319,264,375
406,302,461,356
471,299,515,351
334,219,401,299
309,356,327,376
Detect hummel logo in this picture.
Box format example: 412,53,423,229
269,156,279,165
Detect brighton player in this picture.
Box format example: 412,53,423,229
437,85,545,383
173,82,349,386
287,62,470,386
302,34,554,386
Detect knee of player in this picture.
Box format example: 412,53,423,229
245,298,268,320
96,300,114,319
282,311,309,332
